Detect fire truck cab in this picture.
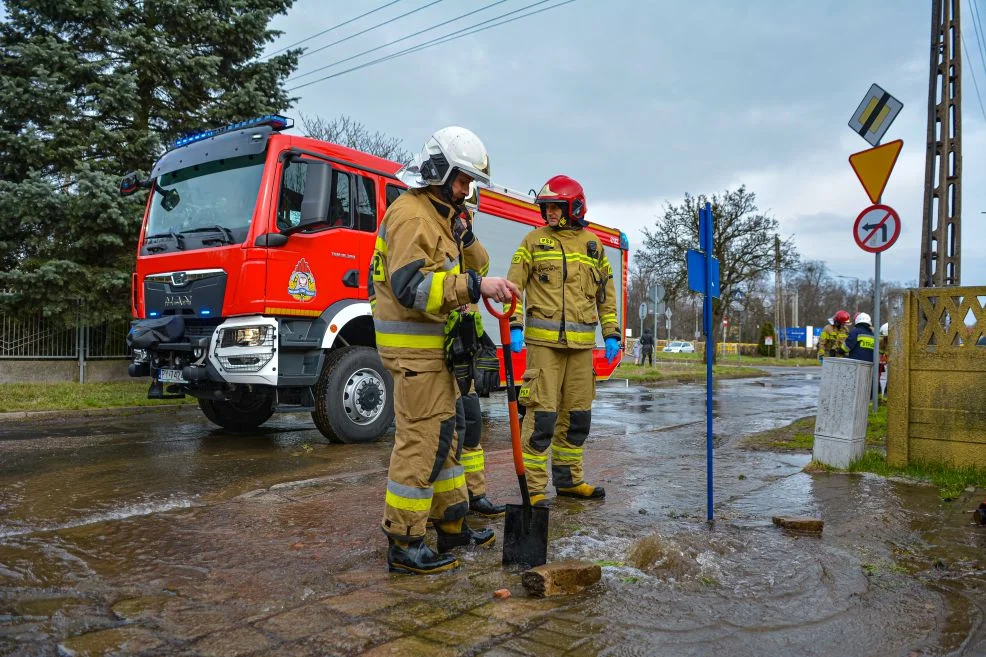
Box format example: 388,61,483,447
124,115,627,443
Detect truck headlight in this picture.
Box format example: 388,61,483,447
219,326,273,348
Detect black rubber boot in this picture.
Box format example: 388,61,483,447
435,519,496,553
469,494,506,518
387,538,459,575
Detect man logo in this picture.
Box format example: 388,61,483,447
171,272,188,287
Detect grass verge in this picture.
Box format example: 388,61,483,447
0,381,195,413
616,362,768,384
748,405,985,499
742,405,887,452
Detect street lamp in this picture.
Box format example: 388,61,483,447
834,274,863,315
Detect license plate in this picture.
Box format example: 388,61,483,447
158,369,187,384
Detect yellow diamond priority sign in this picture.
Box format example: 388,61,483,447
848,139,903,204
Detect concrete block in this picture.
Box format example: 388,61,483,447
521,560,601,597
813,357,873,468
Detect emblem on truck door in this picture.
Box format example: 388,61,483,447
288,258,317,302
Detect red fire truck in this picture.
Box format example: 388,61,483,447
122,115,628,443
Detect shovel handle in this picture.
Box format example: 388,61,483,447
483,295,528,489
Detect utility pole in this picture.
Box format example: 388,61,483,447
920,0,962,286
774,235,781,361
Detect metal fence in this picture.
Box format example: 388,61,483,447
0,312,131,382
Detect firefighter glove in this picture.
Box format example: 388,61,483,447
605,337,620,363
510,327,524,353
473,332,500,397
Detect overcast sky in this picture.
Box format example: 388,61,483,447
265,0,986,288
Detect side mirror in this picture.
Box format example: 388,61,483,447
299,160,333,227
280,159,333,235
120,172,142,196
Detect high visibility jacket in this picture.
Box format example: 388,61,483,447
842,326,875,361
369,189,488,360
506,226,618,349
817,323,849,357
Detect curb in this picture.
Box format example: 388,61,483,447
0,403,193,421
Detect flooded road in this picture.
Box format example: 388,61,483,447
1,368,983,656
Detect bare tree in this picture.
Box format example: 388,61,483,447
299,113,413,164
635,186,798,359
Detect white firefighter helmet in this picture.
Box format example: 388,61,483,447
854,312,872,326
880,323,888,336
396,126,491,190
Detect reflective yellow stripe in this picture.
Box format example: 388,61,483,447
513,247,532,263
460,451,485,473
433,473,466,493
375,332,444,349
479,261,490,276
551,444,583,461
858,336,875,349
530,252,599,266
375,237,388,256
525,326,596,343
385,490,433,512
600,313,617,324
425,271,448,314
523,456,548,471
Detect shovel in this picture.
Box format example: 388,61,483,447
484,295,549,568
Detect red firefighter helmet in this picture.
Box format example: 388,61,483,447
535,175,587,228
834,310,850,325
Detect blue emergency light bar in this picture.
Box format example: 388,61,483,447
171,115,293,150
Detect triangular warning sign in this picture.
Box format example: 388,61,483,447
849,139,903,204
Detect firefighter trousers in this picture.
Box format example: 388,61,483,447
381,356,469,540
518,345,595,494
456,392,487,499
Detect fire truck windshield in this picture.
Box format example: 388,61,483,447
143,154,264,254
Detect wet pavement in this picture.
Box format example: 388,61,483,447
1,368,984,656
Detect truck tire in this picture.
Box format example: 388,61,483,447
312,346,394,444
198,391,275,432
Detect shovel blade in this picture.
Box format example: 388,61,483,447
502,503,549,567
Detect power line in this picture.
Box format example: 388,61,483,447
961,24,986,124
288,0,574,92
289,0,511,83
262,0,405,60
298,0,446,61
970,0,986,79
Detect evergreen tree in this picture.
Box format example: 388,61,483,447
0,0,300,323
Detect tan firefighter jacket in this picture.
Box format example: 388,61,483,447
506,225,618,349
370,189,489,361
817,323,849,358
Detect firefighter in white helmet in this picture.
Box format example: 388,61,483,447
370,127,519,574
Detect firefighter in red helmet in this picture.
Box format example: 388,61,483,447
817,309,851,361
505,175,620,506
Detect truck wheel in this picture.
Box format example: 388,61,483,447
198,391,275,432
312,346,394,444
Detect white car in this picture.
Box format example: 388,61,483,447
662,341,695,353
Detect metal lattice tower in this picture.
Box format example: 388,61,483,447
920,0,963,287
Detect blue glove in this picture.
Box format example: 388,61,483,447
510,327,524,353
605,337,620,363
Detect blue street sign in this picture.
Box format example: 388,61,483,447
813,327,823,337
686,249,720,298
699,205,712,252
784,327,807,342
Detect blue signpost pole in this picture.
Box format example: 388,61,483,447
687,203,719,523
702,202,714,523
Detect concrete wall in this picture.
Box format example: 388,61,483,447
0,359,131,384
887,286,986,468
